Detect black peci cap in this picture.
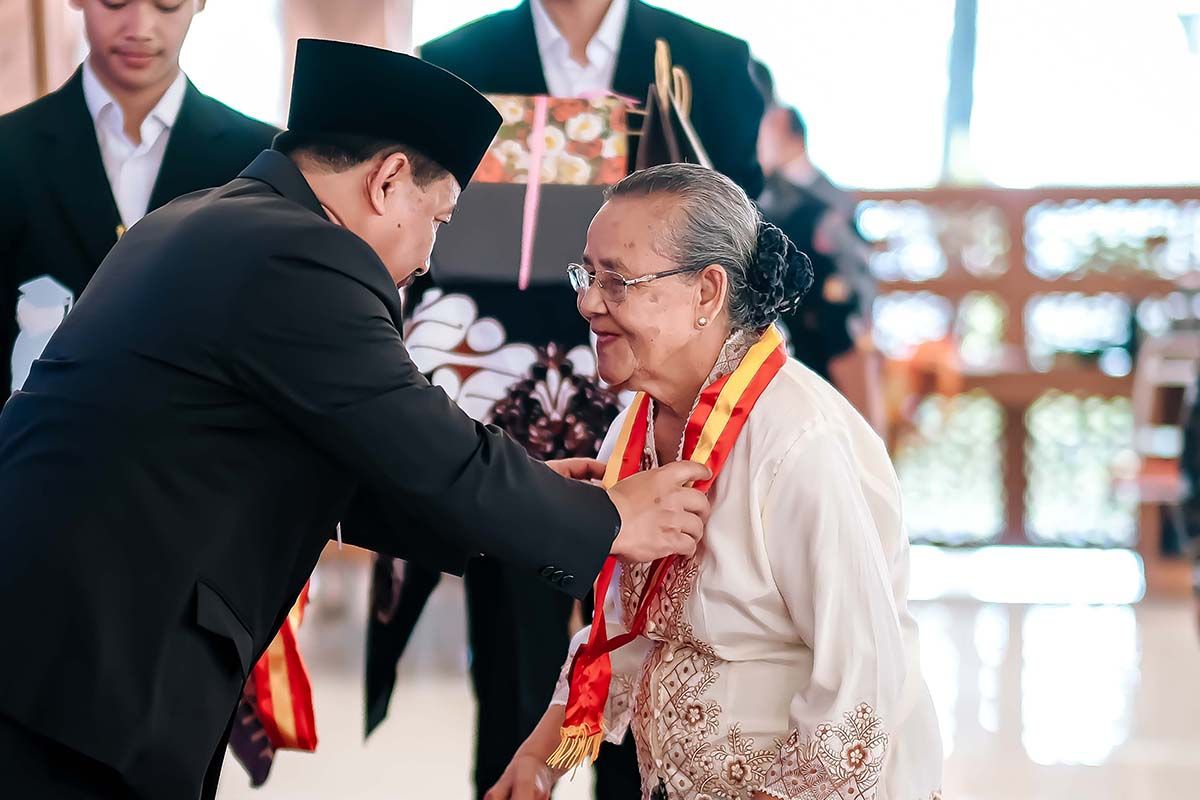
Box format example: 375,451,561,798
285,39,502,188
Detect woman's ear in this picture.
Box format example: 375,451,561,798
697,264,727,321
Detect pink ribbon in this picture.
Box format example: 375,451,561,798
517,96,550,291
516,92,638,291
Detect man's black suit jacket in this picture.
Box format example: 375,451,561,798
0,68,278,394
0,151,618,798
415,0,765,350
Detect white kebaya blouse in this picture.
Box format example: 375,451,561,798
552,351,943,800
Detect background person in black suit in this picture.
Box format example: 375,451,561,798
422,0,764,195
393,4,763,798
0,0,276,397
416,0,764,354
0,40,711,800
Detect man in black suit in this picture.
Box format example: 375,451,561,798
0,39,710,799
401,5,762,797
0,0,276,397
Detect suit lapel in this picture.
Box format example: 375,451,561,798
37,70,123,268
611,1,656,171
148,82,229,212
500,3,550,95
611,0,656,101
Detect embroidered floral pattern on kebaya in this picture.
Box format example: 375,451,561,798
758,704,889,800
619,551,894,800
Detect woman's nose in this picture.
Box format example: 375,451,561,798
576,280,605,318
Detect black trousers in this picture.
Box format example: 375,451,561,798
595,736,643,799
365,559,444,736
465,558,574,799
0,714,131,799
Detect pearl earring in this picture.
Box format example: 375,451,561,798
698,316,709,327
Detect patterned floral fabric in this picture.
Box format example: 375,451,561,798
474,95,630,186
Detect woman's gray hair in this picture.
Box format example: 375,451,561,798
605,163,763,331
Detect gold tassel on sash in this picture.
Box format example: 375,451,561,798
547,723,605,772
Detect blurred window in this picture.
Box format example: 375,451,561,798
971,0,1200,187
180,0,285,126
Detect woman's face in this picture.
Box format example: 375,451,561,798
578,196,709,391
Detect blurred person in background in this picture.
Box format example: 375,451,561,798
392,4,766,798
751,59,882,432
0,0,276,399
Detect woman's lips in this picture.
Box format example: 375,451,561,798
593,332,620,348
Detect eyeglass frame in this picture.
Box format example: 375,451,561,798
567,262,705,304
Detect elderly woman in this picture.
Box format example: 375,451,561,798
486,164,943,800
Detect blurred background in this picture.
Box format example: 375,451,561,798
6,1,1200,798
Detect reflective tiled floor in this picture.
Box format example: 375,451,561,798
216,552,1200,799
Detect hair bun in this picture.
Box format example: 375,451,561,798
742,222,814,329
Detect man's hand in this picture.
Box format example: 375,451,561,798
546,458,606,482
607,461,711,561
483,753,555,800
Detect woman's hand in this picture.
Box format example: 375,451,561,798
483,753,556,800
546,457,606,482
486,705,568,800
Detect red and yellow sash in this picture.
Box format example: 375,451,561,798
548,325,787,771
250,582,318,752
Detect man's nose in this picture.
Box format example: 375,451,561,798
126,2,157,40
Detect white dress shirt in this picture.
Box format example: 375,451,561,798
82,59,188,229
530,0,629,97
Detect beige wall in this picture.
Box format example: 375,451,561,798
2,0,412,115
1,0,83,113
281,0,414,113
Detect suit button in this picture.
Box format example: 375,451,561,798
540,565,556,577
551,570,565,583
561,574,575,588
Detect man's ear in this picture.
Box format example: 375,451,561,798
366,152,410,215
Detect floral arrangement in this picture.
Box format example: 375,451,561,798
474,95,630,186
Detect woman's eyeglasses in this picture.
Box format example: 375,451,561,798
567,263,702,305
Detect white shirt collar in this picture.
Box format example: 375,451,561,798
81,58,188,142
530,0,629,69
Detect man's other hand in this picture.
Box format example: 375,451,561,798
546,458,606,482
